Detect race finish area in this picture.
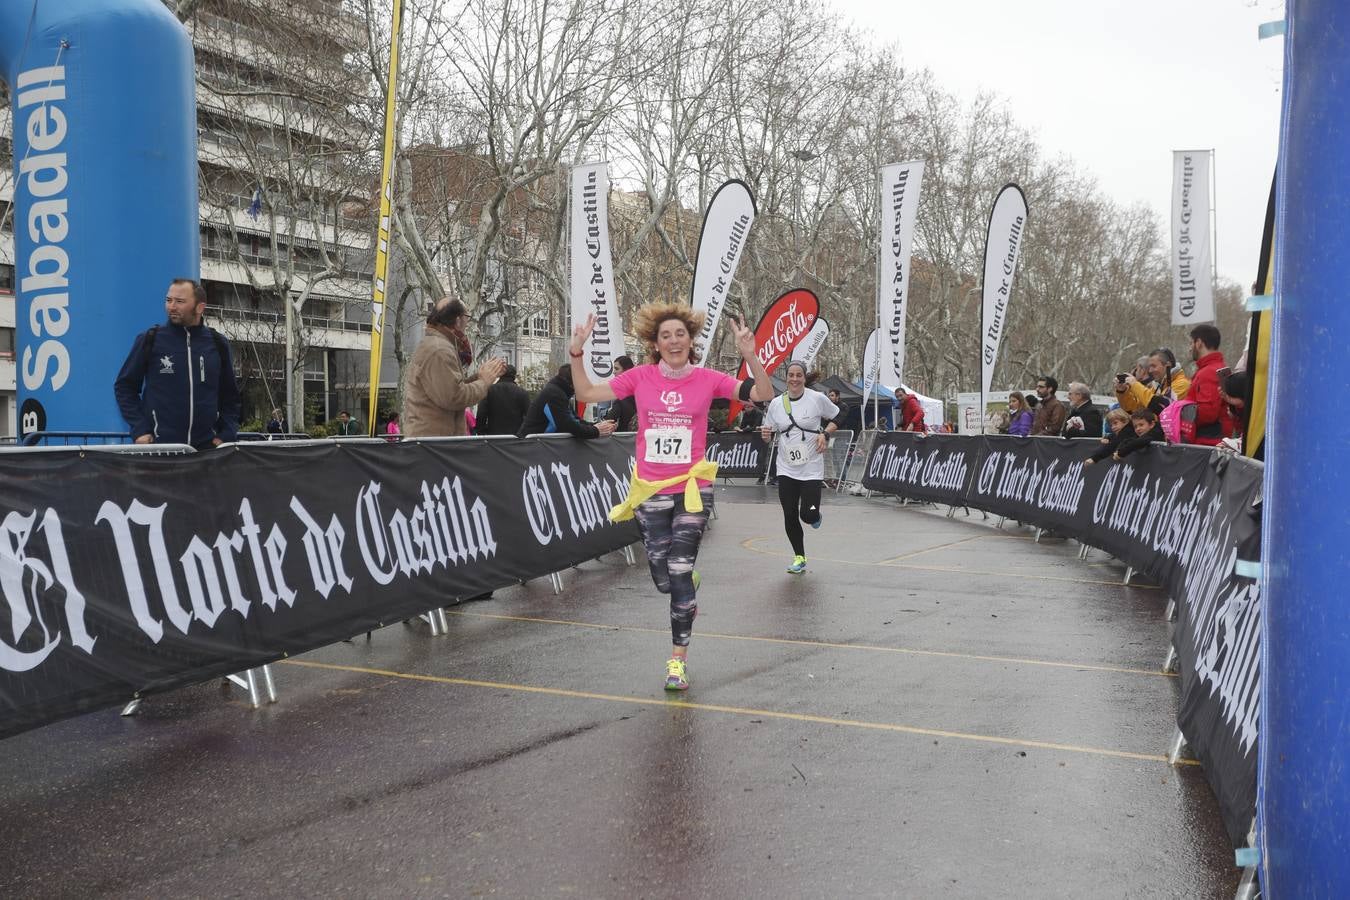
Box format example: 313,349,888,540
0,486,1235,898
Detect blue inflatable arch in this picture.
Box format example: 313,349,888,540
1,0,199,437
1262,1,1350,895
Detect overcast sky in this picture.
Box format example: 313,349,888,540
830,0,1285,286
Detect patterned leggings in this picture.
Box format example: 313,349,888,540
633,489,713,647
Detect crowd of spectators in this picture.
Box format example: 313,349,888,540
372,320,1248,455
990,323,1247,457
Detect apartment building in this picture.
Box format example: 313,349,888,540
184,0,375,428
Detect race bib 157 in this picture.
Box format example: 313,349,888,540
645,427,692,464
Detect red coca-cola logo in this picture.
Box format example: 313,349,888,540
749,289,818,376
727,289,820,422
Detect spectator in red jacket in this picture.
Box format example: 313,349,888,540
897,390,926,432
1187,324,1235,446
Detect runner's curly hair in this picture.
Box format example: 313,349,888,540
632,301,706,365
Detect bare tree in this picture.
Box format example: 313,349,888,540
179,0,379,425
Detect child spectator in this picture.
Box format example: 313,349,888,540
1114,409,1166,460
1084,408,1131,465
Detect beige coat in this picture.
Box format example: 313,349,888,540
401,326,490,437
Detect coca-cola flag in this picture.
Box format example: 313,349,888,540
791,318,830,369
877,161,925,389
690,180,756,365
980,184,1028,402
726,289,819,423
569,162,623,381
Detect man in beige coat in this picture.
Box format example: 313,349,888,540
402,298,505,437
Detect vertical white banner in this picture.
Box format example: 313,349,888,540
791,318,830,369
862,327,881,407
569,162,623,380
980,184,1029,400
1172,150,1215,325
877,161,925,389
690,180,757,365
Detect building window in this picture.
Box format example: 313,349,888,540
0,328,14,359
0,263,14,293
521,309,550,337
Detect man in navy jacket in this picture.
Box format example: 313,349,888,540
114,278,241,449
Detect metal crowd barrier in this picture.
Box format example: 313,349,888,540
20,430,135,447
836,430,879,494
235,431,314,441
822,429,855,488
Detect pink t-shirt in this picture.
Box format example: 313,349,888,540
610,364,740,492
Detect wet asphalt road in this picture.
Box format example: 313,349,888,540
0,485,1237,899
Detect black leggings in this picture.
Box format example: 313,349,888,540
633,489,712,647
777,476,822,556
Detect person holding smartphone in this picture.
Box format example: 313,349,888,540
1115,349,1190,413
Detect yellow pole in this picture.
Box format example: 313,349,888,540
367,0,403,435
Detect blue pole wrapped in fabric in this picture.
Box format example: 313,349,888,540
0,0,199,438
1262,1,1350,894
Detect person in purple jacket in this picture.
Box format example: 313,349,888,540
1006,391,1033,436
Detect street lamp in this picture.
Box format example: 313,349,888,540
788,148,818,229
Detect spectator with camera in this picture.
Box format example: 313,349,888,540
1111,356,1150,410
1115,348,1190,413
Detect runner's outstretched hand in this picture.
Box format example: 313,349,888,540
730,315,756,360
570,313,596,356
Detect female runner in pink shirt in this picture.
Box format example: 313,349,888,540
570,303,773,690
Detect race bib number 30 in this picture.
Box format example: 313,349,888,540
784,443,810,465
645,427,692,464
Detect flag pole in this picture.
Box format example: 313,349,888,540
1210,147,1218,312
872,168,883,432
366,0,404,435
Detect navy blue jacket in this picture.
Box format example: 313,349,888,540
517,376,599,439
114,322,241,447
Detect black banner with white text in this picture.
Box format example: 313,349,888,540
703,432,769,477
864,432,1261,847
0,437,640,739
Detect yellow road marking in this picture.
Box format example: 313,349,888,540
281,658,1196,765
877,534,1006,563
446,610,1176,679
740,537,1161,590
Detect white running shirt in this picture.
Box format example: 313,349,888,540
764,388,840,481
